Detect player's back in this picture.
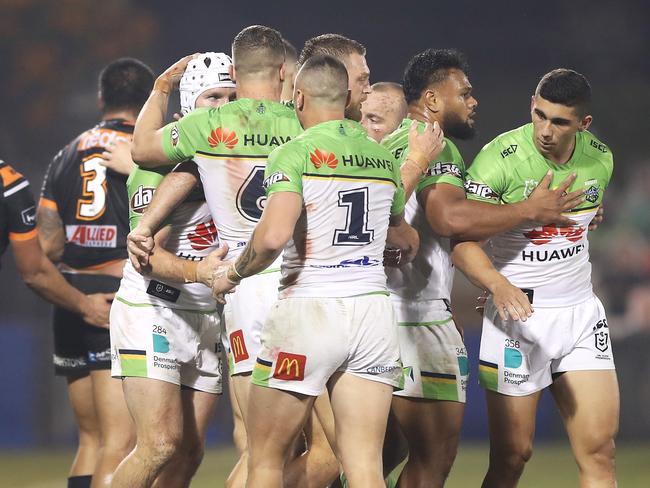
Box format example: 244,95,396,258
161,98,303,260
40,119,133,269
264,119,405,298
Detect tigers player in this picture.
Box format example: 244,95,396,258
454,69,618,488
38,58,153,488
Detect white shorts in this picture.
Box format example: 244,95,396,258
223,271,280,375
110,298,223,394
479,294,615,396
251,294,402,396
392,298,468,402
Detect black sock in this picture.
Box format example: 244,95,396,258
68,475,92,488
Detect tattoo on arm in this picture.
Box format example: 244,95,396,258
37,207,65,261
233,229,282,279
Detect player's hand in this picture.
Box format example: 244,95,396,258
211,264,238,304
406,120,446,172
100,139,136,175
475,290,489,316
490,278,533,322
155,53,199,93
80,292,114,328
127,226,155,272
386,220,419,265
588,206,604,231
383,247,402,267
525,171,584,226
196,244,229,288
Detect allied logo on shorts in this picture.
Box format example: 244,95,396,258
188,220,218,251
230,330,249,363
593,318,609,352
170,125,179,147
208,127,238,149
310,149,338,169
523,225,585,245
130,185,155,214
273,352,306,381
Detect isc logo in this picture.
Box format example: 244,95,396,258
500,144,517,159
131,185,155,214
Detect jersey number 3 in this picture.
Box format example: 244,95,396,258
76,156,107,220
333,188,374,246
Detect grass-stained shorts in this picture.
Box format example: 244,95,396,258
110,297,223,394
252,294,402,396
479,294,615,396
392,297,468,402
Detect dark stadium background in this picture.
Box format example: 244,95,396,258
1,0,649,485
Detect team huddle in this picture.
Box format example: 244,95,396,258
0,23,619,488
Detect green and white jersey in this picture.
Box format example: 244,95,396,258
465,123,613,307
117,165,218,311
264,119,405,298
381,119,466,301
161,98,303,265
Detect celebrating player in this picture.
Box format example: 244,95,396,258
109,52,235,488
209,54,426,488
454,68,618,487
38,58,154,488
361,82,408,143
381,49,589,487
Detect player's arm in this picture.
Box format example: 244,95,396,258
420,170,584,241
450,240,532,322
11,236,113,327
386,212,419,265
36,199,65,262
131,54,197,168
400,120,445,200
127,161,199,271
139,224,228,288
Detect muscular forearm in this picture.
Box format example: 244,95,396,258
22,254,89,314
451,240,508,293
228,230,283,282
138,171,197,234
430,198,531,241
400,155,429,201
143,246,190,283
131,83,171,167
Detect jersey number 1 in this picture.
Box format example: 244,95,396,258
333,187,374,246
76,156,107,220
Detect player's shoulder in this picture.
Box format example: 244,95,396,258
0,160,30,195
476,124,535,164
579,129,613,165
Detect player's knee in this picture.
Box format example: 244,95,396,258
178,438,206,474
491,440,533,476
141,431,184,467
575,435,616,474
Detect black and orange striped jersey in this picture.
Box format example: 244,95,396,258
40,119,133,269
0,160,38,268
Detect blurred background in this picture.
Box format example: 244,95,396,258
1,0,649,486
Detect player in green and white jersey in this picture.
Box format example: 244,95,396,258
381,50,589,488
209,54,428,488
453,69,618,487
109,52,235,488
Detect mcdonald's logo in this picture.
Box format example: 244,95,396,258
229,330,249,363
273,352,306,381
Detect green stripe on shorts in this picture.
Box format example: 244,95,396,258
421,372,458,401
479,360,499,391
397,316,453,327
119,350,147,377
251,358,272,387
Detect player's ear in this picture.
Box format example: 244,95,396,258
229,64,236,82
346,89,352,109
279,62,286,83
295,90,304,111
579,114,593,131
423,88,438,114
97,91,105,113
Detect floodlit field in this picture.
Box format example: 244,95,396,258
3,443,649,487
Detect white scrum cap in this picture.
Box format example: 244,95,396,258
179,52,235,115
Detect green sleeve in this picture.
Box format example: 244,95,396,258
127,166,168,230
391,155,406,216
263,144,304,196
161,109,210,163
415,140,466,193
465,142,507,204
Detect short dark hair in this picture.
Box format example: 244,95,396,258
298,54,349,104
535,69,591,115
298,34,365,66
232,25,285,77
283,37,298,62
99,58,154,112
403,49,468,104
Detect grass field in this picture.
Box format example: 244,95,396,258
3,443,649,487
